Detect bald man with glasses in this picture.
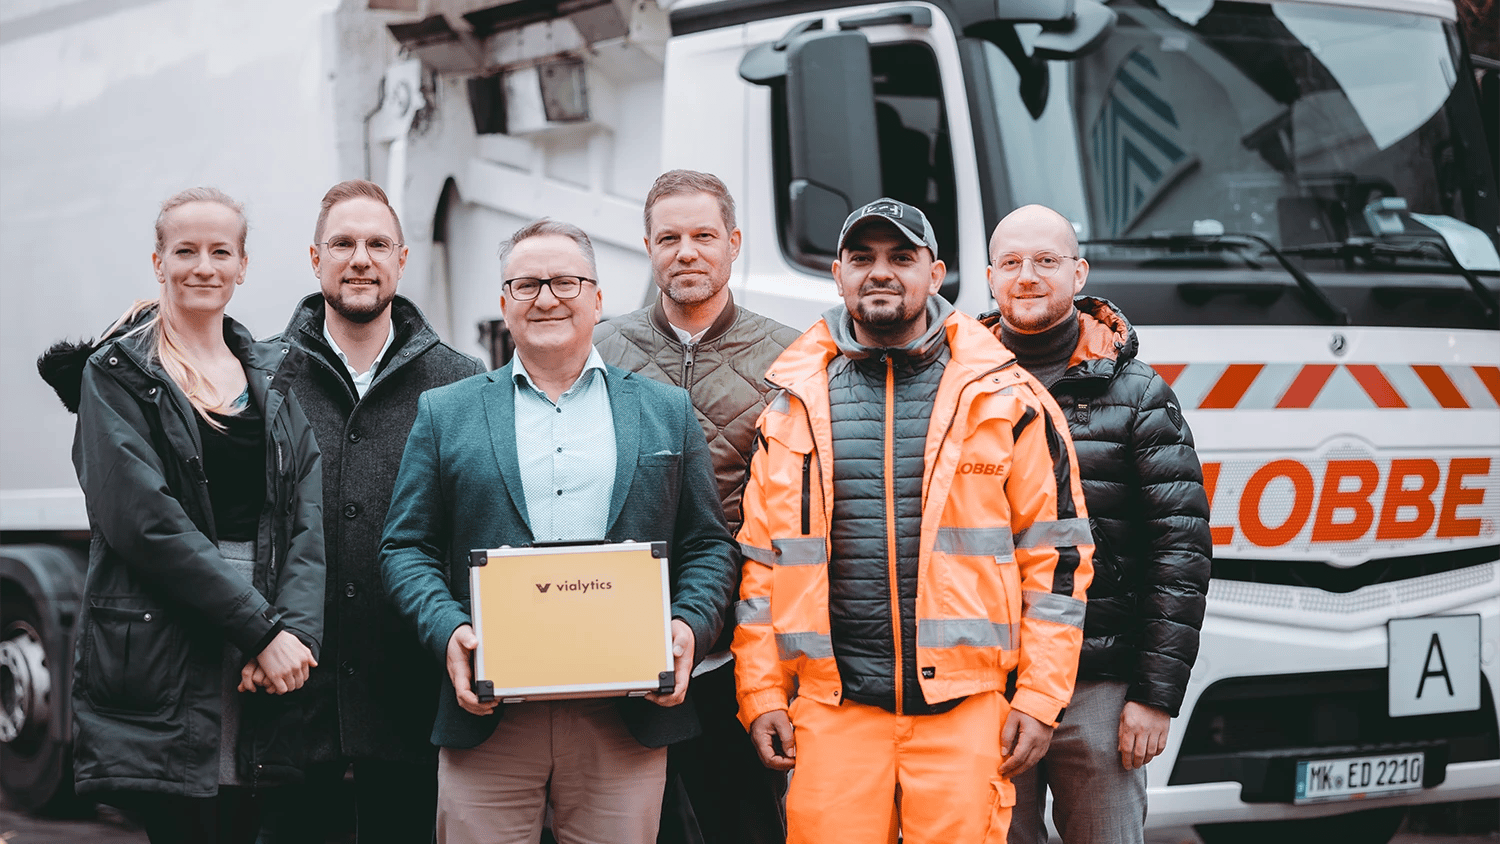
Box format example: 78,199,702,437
980,205,1211,844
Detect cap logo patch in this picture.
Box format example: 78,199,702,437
866,200,903,218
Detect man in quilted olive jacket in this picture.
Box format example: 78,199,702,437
595,170,799,844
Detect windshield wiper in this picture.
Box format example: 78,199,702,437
1279,238,1498,323
1082,233,1350,325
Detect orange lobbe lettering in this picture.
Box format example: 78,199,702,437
958,462,1004,475
1204,456,1491,548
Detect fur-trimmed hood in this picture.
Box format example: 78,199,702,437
36,305,157,414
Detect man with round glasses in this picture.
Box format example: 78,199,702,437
982,204,1211,844
265,179,485,843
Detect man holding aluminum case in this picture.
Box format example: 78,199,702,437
380,219,737,844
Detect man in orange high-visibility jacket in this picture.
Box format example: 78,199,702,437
732,198,1094,844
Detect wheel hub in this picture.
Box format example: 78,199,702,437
0,622,50,744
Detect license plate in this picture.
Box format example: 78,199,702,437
1294,752,1425,804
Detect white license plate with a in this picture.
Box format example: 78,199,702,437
1295,752,1425,804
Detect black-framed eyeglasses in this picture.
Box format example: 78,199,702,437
504,276,596,301
319,237,402,261
992,253,1079,277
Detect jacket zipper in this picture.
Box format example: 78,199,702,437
883,354,903,716
800,453,812,535
683,342,697,388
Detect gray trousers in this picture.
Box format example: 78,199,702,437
1009,680,1147,844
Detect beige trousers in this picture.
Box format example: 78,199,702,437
436,699,668,844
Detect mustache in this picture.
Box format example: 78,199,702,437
859,281,905,295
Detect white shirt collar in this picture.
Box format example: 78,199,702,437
323,319,396,397
512,346,608,394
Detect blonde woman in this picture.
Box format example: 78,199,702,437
38,188,324,843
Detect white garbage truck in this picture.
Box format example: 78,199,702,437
2,0,1496,839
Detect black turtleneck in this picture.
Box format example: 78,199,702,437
999,311,1080,388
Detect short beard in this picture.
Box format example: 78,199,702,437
662,274,727,307
326,288,393,324
1001,300,1073,333
853,284,922,329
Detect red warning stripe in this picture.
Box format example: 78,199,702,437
1345,364,1407,408
1476,366,1500,405
1275,364,1337,409
1412,365,1469,409
1199,364,1263,409
1155,363,1187,388
1158,362,1500,409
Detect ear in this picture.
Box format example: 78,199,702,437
310,244,320,277
237,255,249,285
152,252,165,283
593,283,604,323
831,259,844,296
728,227,743,262
1072,258,1089,294
927,259,946,295
396,244,409,280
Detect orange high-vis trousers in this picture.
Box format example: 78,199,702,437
784,690,1014,844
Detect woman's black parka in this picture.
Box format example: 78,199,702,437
38,308,324,797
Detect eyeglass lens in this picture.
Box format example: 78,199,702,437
506,276,589,300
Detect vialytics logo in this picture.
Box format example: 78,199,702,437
534,579,612,594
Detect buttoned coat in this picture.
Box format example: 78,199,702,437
380,362,739,749
279,294,485,764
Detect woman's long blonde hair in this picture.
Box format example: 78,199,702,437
105,188,249,428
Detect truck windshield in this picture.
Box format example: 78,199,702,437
988,0,1500,327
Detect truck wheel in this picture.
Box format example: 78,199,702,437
1196,807,1407,844
0,593,77,815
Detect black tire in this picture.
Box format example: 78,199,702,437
1196,806,1407,844
0,590,81,816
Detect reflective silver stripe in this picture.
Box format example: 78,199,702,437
1014,517,1092,549
776,632,833,660
935,526,1015,559
735,597,771,625
741,542,776,567
769,391,791,415
772,537,827,566
1022,590,1086,628
917,618,1016,650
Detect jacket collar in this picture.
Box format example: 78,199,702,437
767,299,1013,397
647,289,740,347
977,295,1138,386
482,361,642,541
284,293,440,388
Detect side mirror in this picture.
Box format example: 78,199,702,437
741,27,883,260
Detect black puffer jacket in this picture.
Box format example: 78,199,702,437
824,297,956,715
982,297,1210,716
38,307,324,796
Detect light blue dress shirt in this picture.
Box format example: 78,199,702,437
511,348,616,541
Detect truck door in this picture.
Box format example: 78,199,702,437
731,4,992,324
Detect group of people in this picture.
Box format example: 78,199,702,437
39,170,1210,844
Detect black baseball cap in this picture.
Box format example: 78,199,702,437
837,198,940,259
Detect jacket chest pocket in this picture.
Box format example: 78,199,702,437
81,602,187,716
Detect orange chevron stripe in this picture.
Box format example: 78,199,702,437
1476,366,1500,405
1412,366,1469,409
1200,364,1263,409
1345,364,1406,408
1275,364,1337,408
1155,363,1187,387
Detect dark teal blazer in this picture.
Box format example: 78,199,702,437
379,362,738,749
